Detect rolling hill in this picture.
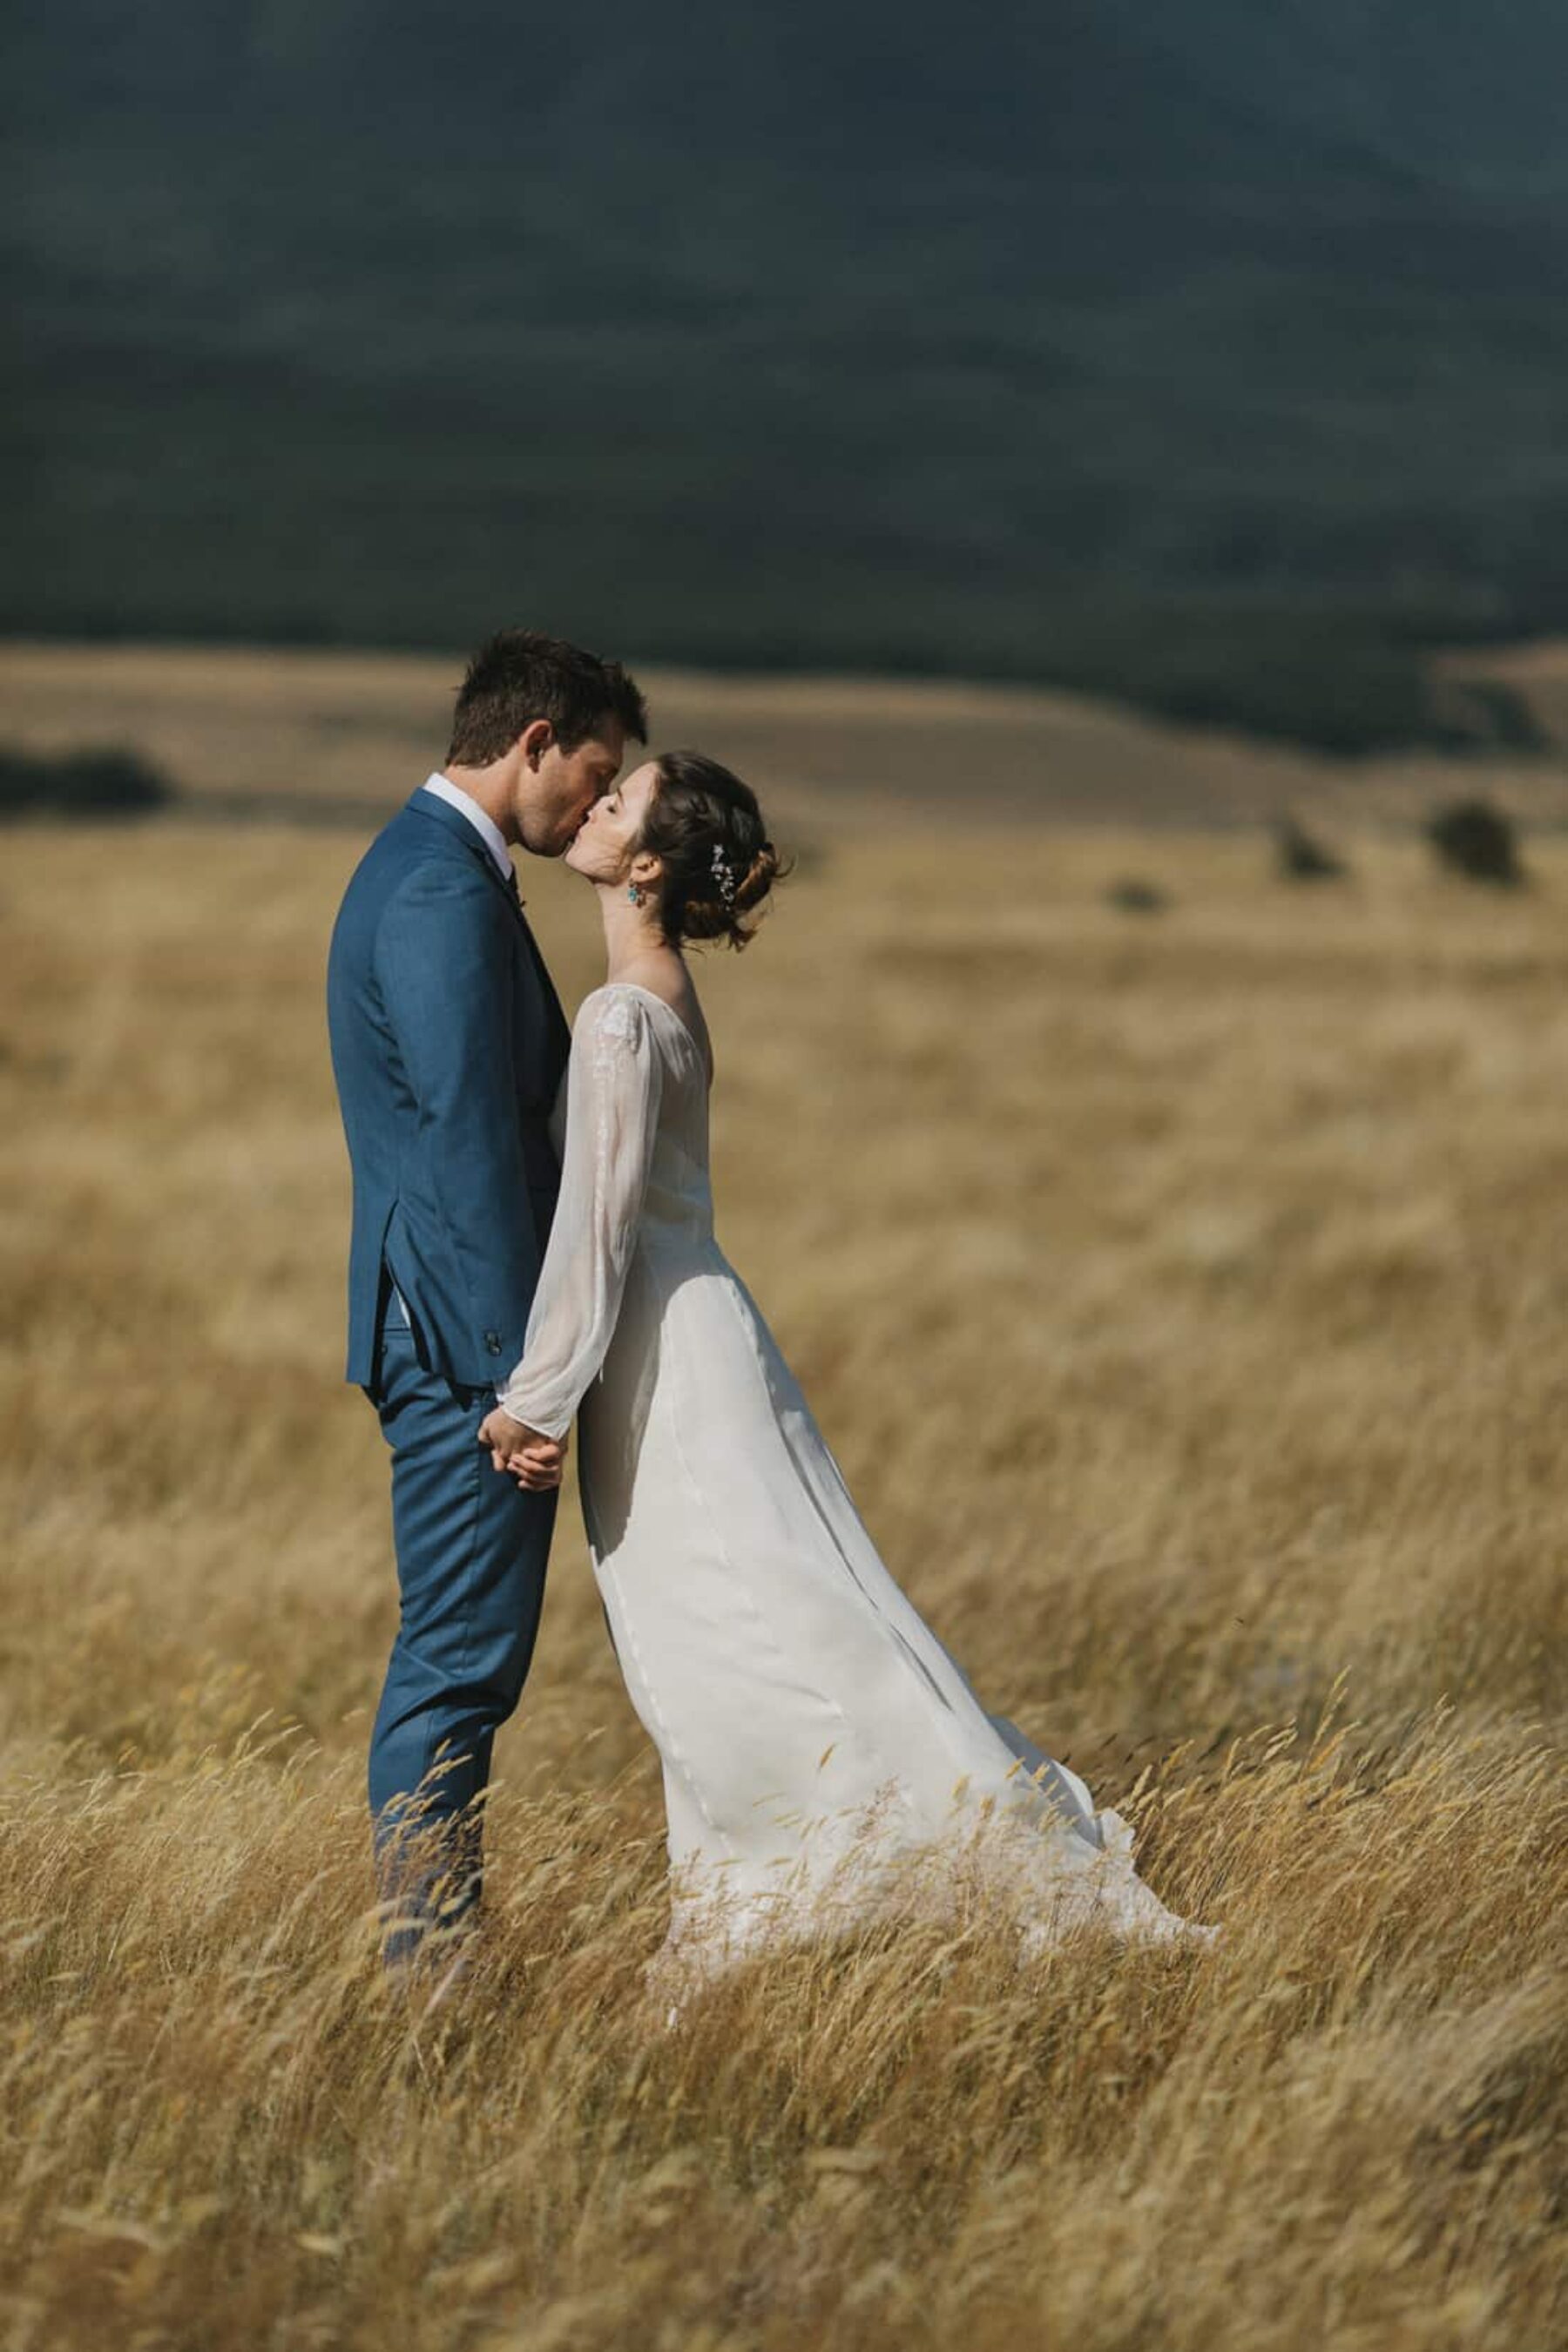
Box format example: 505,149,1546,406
8,3,1568,749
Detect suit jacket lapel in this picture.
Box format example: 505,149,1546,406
513,898,571,1070
406,787,517,909
405,788,570,1074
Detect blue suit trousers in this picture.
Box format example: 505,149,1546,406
368,1304,556,1957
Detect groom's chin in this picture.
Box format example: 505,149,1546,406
524,822,576,862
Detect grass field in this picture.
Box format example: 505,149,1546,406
2,685,1566,2345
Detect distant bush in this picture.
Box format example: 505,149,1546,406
1425,799,1525,889
0,747,172,821
1105,877,1169,915
1274,814,1347,883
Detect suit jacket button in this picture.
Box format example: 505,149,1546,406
485,1331,502,1355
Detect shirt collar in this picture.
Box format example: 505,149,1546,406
421,773,513,882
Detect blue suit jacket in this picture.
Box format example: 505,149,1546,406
326,788,571,1389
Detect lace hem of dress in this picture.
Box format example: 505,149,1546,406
643,1785,1218,2010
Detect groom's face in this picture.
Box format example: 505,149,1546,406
515,718,626,856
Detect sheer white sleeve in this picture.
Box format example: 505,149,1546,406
497,989,663,1441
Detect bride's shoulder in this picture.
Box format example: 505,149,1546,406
576,979,647,1017
572,983,652,1048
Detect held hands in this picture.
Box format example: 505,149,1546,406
477,1404,567,1492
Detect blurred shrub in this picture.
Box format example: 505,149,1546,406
1425,799,1525,888
0,747,172,821
1105,877,1169,914
1274,814,1348,883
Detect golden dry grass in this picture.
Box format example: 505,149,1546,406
2,790,1566,2349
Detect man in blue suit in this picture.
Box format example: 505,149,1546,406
327,629,648,1963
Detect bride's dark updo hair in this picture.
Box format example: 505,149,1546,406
640,750,786,950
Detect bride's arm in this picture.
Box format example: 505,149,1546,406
495,990,663,1443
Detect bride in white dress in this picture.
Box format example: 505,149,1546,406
482,751,1215,1987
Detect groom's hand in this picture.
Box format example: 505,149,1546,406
477,1405,566,1490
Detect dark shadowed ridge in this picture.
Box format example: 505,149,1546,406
7,2,1568,749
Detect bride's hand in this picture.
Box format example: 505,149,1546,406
505,1445,562,1491
477,1405,567,1489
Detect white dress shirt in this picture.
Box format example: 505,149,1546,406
421,772,513,882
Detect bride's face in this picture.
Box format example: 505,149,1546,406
564,760,661,886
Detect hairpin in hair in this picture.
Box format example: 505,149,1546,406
710,842,738,909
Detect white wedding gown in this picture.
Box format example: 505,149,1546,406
502,984,1214,1982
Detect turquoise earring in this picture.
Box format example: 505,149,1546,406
627,882,645,907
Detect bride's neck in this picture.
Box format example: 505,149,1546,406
598,881,675,977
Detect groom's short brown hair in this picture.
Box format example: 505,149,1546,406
447,630,648,766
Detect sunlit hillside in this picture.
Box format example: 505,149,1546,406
6,638,1568,835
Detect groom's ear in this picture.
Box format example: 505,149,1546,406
517,718,554,770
